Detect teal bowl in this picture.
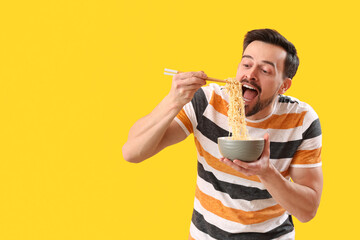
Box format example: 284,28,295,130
218,137,265,162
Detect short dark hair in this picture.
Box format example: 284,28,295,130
243,29,299,79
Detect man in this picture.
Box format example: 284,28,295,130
122,29,323,240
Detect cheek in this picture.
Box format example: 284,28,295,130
235,70,246,81
261,81,280,97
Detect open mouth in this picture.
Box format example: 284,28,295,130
242,84,259,102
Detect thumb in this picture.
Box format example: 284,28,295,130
260,132,270,159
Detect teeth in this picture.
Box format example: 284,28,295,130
242,84,256,90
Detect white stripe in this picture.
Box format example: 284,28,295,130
290,162,322,168
197,176,278,211
203,103,229,131
197,152,266,190
297,135,322,150
274,104,307,116
194,128,223,159
190,222,217,240
203,85,215,101
193,197,290,233
248,126,303,142
301,108,319,131
183,99,198,131
174,117,190,136
207,83,228,102
271,158,292,172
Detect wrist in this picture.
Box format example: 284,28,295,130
259,162,278,183
164,93,185,113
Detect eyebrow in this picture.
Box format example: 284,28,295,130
242,55,276,68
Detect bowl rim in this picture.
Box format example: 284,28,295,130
218,136,264,142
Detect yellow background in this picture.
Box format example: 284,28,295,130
0,0,358,239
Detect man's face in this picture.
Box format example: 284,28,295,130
235,40,289,120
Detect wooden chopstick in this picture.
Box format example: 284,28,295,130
205,76,227,83
176,70,228,84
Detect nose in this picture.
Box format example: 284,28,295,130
245,66,257,81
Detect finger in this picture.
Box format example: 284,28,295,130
233,159,250,169
220,158,245,171
260,133,270,159
221,159,254,176
187,76,207,85
233,159,260,171
234,159,262,172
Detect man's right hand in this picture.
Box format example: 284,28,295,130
168,71,207,109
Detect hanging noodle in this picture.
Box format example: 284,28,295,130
225,78,250,140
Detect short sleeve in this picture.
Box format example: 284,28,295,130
175,108,194,136
174,87,209,136
290,107,322,168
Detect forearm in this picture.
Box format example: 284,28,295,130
259,165,320,223
122,94,182,163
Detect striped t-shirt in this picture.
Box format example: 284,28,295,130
174,83,322,240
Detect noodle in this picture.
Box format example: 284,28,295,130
225,78,249,140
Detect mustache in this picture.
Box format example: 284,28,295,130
240,79,262,94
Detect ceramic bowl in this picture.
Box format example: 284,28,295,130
218,137,265,162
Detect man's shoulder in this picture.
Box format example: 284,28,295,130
276,95,319,122
197,83,227,101
276,95,314,112
201,83,224,94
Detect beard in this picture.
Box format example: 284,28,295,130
245,91,279,117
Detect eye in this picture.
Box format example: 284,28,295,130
261,68,272,74
243,64,250,68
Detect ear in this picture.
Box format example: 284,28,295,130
278,78,292,94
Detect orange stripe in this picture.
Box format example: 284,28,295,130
209,91,228,116
194,137,290,182
247,111,307,129
291,147,322,165
176,109,193,134
188,234,195,240
195,185,286,225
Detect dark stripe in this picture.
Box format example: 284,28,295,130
270,140,302,159
198,162,272,200
303,118,322,140
192,209,294,240
191,88,208,124
197,116,229,144
278,95,298,104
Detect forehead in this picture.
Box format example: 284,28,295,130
243,41,287,69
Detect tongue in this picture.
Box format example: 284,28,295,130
243,89,258,100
